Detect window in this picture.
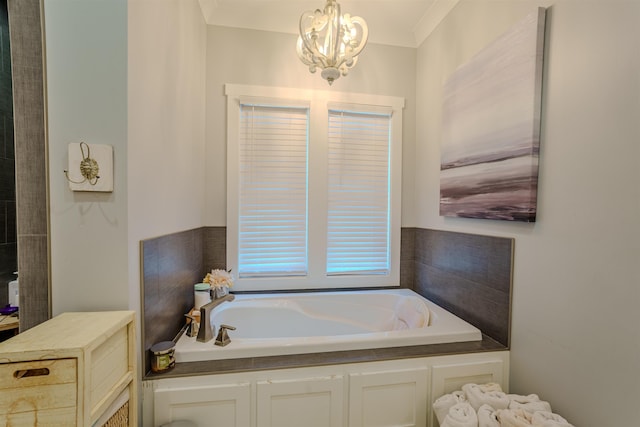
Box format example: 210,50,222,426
327,108,392,275
238,102,309,277
226,84,404,291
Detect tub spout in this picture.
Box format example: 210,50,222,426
197,294,235,343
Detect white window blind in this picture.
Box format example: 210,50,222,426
327,109,392,275
238,103,309,277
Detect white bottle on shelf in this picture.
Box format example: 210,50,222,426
8,273,19,308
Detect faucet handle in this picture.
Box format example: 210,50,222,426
184,313,199,337
215,324,236,347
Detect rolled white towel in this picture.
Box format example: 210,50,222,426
395,296,429,328
441,402,478,427
477,404,500,427
508,393,552,414
531,411,574,427
392,317,409,330
433,391,467,425
496,408,533,427
462,383,510,411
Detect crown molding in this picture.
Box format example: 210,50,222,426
413,0,460,47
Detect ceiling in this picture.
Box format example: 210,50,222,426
197,0,459,48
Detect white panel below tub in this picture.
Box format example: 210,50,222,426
349,367,428,427
257,375,344,427
154,382,251,427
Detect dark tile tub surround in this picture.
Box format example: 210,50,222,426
411,228,513,347
399,227,416,289
141,227,225,374
141,226,512,375
148,334,506,379
202,226,227,272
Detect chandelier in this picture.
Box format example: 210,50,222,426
296,0,368,85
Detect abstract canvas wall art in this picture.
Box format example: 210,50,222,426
439,8,546,222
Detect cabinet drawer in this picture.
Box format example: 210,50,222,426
0,359,77,417
0,407,76,426
91,326,129,409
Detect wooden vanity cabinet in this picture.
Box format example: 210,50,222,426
0,311,137,426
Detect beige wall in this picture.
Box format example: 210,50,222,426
127,0,207,312
45,0,130,315
203,25,417,226
45,0,207,315
415,1,640,425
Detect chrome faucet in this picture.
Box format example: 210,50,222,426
196,294,235,343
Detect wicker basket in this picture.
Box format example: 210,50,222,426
101,400,129,427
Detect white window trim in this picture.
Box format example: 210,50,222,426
226,84,404,291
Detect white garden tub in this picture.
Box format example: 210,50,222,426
175,288,481,362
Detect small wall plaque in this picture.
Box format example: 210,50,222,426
65,142,114,192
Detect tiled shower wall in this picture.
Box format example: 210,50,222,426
7,0,49,330
142,226,512,374
0,0,16,308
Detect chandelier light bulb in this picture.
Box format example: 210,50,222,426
296,0,368,85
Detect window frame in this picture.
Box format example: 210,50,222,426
225,84,404,291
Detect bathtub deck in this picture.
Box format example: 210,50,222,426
145,333,505,379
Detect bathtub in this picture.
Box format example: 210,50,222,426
174,288,482,362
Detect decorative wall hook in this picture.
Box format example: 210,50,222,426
64,142,114,192
64,142,100,185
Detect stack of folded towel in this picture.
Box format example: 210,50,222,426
433,383,573,427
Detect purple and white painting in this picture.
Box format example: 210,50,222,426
440,8,546,222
